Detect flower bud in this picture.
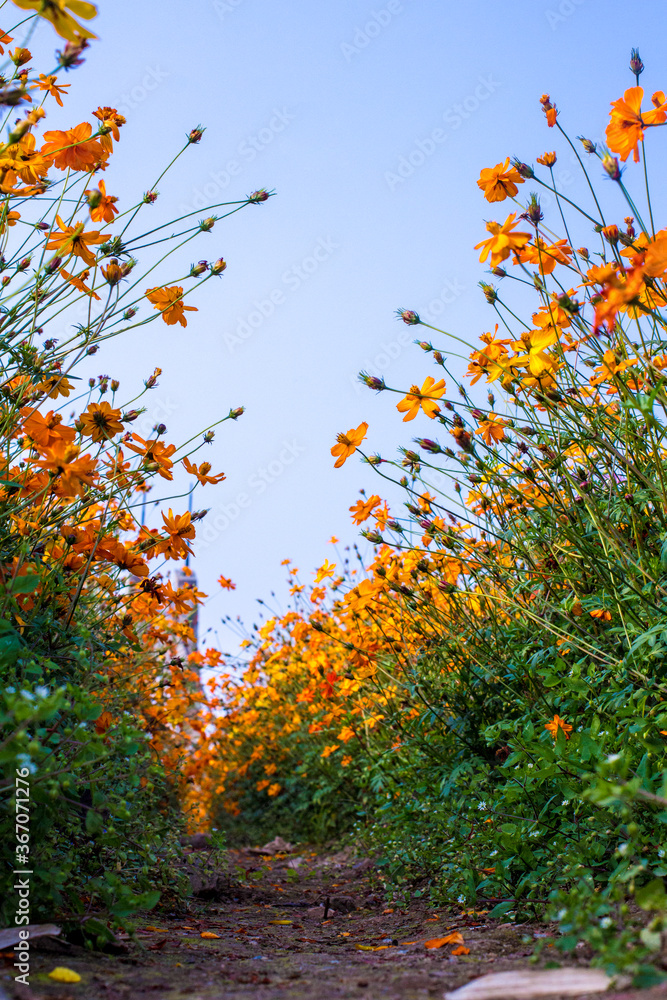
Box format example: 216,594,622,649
487,392,495,407
87,346,98,355
88,377,95,388
123,307,137,320
578,136,597,154
602,224,620,245
433,351,444,364
35,221,49,231
396,308,420,325
153,423,167,435
86,187,102,210
190,260,208,277
199,217,215,232
511,158,534,179
45,256,63,274
111,379,120,392
416,340,433,352
122,409,140,422
491,266,506,278
188,125,205,144
630,48,644,80
56,40,88,69
470,409,484,420
524,194,543,225
143,190,158,204
418,438,441,454
17,256,31,271
203,431,215,443
248,188,269,203
230,406,245,419
210,257,227,275
1,275,10,286
480,282,497,304
360,372,385,391
601,153,622,181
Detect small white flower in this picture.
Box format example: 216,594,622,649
607,753,621,763
477,801,487,811
599,917,613,929
457,894,465,903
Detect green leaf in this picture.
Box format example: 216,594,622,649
7,574,40,594
85,810,103,835
635,877,667,911
487,900,514,918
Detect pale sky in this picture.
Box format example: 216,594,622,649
20,0,667,659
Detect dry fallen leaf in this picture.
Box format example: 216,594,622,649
48,967,81,983
355,943,388,951
0,924,61,950
268,920,292,925
424,932,464,949
382,908,394,914
144,925,169,932
200,931,220,939
443,968,613,1000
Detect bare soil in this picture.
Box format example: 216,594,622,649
3,843,667,1000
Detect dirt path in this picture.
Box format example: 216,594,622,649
4,843,667,1000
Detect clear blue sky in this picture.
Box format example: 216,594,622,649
22,0,666,657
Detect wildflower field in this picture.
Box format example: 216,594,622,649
3,0,667,988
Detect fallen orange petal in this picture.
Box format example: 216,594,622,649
424,932,464,949
452,945,471,955
200,931,220,939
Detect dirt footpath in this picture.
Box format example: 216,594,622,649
4,843,667,1000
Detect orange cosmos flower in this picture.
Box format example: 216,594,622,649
544,714,573,741
349,494,382,525
539,94,558,127
78,401,123,442
182,455,226,485
0,33,13,55
21,407,75,449
218,575,236,590
145,285,198,327
516,238,572,275
36,74,70,106
32,441,97,496
60,267,100,299
476,158,523,202
158,508,196,560
590,608,612,621
396,376,446,422
331,421,368,468
0,208,20,234
314,559,336,583
38,374,73,398
125,434,176,480
606,87,667,163
0,133,49,188
474,414,508,446
45,215,109,267
475,213,531,267
41,122,104,171
536,151,557,166
92,106,126,153
84,179,118,223
11,0,98,42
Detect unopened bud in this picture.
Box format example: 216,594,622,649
122,409,140,422
601,153,622,181
396,308,420,325
46,256,62,274
210,257,227,275
630,48,644,80
578,136,597,154
190,260,208,277
199,217,215,232
123,307,137,320
248,188,269,203
360,372,385,391
480,282,497,304
203,431,215,443
188,125,205,143
511,159,534,179
87,345,98,355
602,224,620,245
418,438,441,454
229,406,244,419
143,190,158,204
153,423,167,435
